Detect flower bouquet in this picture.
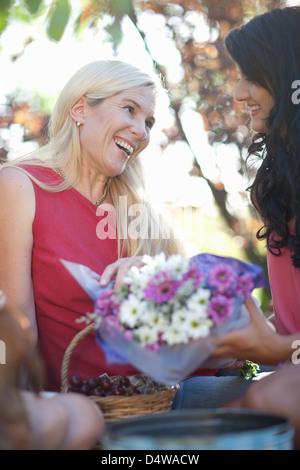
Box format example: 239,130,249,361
62,253,267,385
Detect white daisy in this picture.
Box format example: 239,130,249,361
142,253,167,275
124,266,148,298
187,288,211,315
141,309,168,330
162,325,189,346
184,311,213,340
134,325,159,345
165,254,190,278
171,308,189,328
118,294,146,328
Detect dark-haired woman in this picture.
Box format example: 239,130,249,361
173,6,300,413
180,9,300,447
173,7,300,415
213,6,300,366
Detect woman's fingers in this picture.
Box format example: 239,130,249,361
244,295,263,317
100,257,144,289
100,259,122,286
211,296,265,358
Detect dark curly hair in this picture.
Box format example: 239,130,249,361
225,6,300,268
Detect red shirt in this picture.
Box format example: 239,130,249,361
26,165,217,391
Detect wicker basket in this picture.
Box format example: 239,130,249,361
61,323,179,423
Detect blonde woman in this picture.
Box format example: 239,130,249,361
0,60,187,392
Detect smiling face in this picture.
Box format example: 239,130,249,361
76,86,156,177
235,68,275,133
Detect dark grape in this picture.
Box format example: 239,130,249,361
87,376,99,389
71,373,161,397
98,374,114,391
92,386,106,397
111,384,124,396
69,375,83,389
119,376,130,388
80,383,90,395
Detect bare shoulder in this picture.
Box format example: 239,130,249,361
0,166,35,216
0,165,35,188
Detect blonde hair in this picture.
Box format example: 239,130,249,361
1,60,184,257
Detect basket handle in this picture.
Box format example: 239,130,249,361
61,323,95,392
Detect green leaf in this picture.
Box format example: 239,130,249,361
46,0,71,42
109,0,133,16
0,0,12,34
0,15,7,34
0,0,13,12
104,18,122,51
237,360,260,380
24,0,43,16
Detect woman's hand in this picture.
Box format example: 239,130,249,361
100,256,145,290
21,391,104,450
223,363,300,450
212,296,294,365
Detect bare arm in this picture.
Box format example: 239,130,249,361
223,363,300,450
21,391,105,450
212,296,300,365
0,167,37,337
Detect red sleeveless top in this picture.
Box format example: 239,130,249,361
26,165,217,391
26,165,140,391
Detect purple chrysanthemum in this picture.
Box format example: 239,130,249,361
95,289,117,317
144,271,180,304
183,264,205,288
207,293,234,325
145,342,160,352
103,314,122,332
209,263,237,292
124,329,134,341
236,273,254,297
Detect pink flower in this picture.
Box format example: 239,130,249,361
95,289,118,317
207,293,234,325
236,273,254,297
209,264,237,292
103,315,122,335
144,271,180,304
124,329,134,341
183,264,205,288
145,342,160,352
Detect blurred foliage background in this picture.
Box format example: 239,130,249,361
0,0,291,311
